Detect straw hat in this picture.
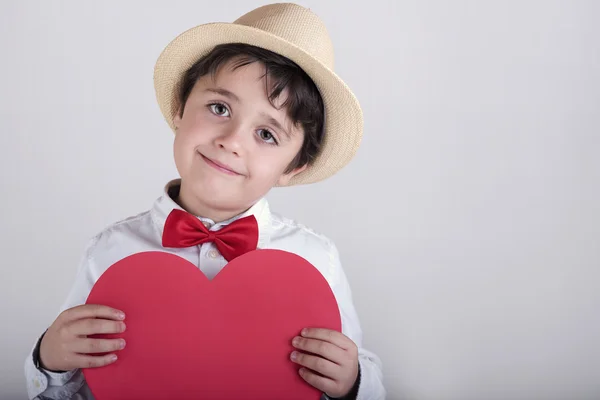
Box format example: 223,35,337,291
153,3,363,185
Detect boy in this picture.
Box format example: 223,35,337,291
24,3,385,399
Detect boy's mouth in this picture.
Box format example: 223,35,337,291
199,152,243,176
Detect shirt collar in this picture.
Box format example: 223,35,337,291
151,179,272,249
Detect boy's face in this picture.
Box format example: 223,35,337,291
172,60,306,220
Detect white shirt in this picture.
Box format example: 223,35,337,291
24,180,386,399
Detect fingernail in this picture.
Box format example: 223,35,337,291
110,354,118,362
290,351,298,361
119,339,126,349
292,337,300,346
120,322,127,332
301,328,308,336
116,311,125,320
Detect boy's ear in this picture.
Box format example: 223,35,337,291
277,164,308,186
172,106,183,131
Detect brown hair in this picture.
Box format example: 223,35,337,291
177,43,325,173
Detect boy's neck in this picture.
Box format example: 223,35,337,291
170,182,249,223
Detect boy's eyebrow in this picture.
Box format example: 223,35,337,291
204,87,240,102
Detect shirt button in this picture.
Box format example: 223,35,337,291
208,250,219,259
34,379,40,388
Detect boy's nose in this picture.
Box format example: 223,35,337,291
215,126,246,156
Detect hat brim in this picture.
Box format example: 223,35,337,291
154,22,362,186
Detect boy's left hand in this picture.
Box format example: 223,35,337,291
290,328,359,398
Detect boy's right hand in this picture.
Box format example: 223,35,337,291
39,304,127,372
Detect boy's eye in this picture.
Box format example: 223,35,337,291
258,129,277,145
209,103,230,117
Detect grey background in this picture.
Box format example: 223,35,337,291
1,1,599,399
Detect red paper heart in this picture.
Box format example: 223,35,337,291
83,250,341,400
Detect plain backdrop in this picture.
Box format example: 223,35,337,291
1,1,599,399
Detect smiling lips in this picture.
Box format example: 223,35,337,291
200,153,242,176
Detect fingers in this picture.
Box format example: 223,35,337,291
298,367,337,395
292,329,360,398
69,338,126,354
292,336,346,365
71,353,119,369
59,304,125,323
68,318,126,336
291,351,339,379
299,328,355,351
40,304,127,372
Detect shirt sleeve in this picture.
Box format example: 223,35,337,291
24,236,101,400
327,241,387,400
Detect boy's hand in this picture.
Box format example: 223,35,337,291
39,304,127,372
291,328,359,398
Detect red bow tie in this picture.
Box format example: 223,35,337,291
162,209,259,262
